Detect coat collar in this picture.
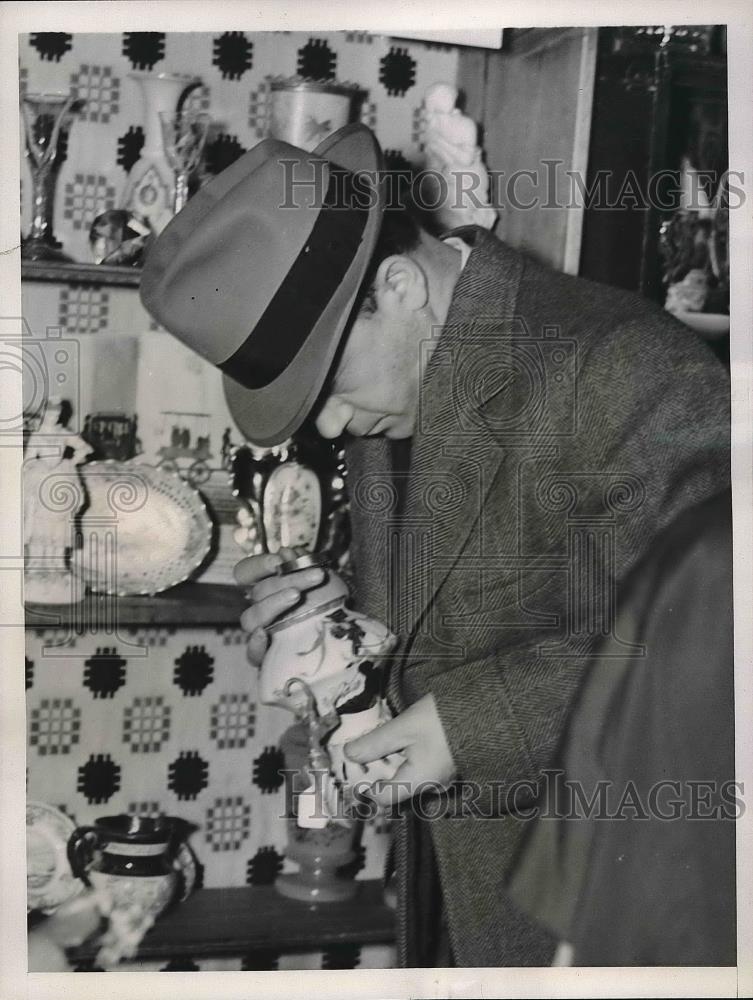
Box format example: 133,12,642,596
395,229,525,637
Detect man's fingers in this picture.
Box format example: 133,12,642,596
345,712,415,764
233,552,284,587
249,565,325,602
245,627,269,668
369,759,430,809
240,588,301,634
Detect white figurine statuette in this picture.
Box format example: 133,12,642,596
24,398,93,604
422,81,497,231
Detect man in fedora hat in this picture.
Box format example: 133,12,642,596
141,124,732,967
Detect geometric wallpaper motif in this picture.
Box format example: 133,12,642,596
29,32,73,62
123,695,171,752
69,63,121,122
29,697,81,756
210,693,256,749
62,172,118,230
57,285,110,334
205,796,252,852
122,32,166,72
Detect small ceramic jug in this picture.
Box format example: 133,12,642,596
67,814,180,924
260,555,396,720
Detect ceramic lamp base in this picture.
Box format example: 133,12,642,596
276,814,359,904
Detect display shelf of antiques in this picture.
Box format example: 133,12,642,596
25,582,248,629
22,261,143,288
67,882,395,963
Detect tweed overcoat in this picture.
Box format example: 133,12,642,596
343,227,731,966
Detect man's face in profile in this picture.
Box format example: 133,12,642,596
313,255,429,441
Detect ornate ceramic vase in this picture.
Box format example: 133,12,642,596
67,814,180,924
123,73,200,234
260,557,395,724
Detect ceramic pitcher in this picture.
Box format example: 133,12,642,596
67,814,181,923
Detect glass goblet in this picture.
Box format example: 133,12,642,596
158,110,210,216
21,91,81,261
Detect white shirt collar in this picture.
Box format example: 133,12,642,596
442,235,472,272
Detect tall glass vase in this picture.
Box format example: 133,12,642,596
123,72,200,235
21,92,81,262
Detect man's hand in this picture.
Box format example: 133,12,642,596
344,693,456,808
234,547,326,666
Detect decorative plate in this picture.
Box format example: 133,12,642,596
73,461,212,596
27,801,83,913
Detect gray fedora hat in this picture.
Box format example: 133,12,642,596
140,124,386,446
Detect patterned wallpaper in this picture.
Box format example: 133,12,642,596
22,30,460,971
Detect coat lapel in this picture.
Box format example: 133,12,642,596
395,229,525,639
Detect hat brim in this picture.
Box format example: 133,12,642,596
223,124,385,447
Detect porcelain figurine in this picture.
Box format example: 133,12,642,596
24,398,93,604
422,81,497,231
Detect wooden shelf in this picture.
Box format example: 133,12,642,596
68,882,395,961
25,582,248,630
22,260,142,288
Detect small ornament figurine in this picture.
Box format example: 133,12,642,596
89,209,152,267
24,398,93,604
422,81,497,231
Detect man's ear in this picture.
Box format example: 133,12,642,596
373,254,428,314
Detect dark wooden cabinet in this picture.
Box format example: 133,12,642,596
458,25,728,306
579,28,728,302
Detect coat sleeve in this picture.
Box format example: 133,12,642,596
427,318,730,800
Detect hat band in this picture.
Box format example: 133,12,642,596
219,168,370,391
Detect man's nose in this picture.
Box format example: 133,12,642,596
314,397,355,439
